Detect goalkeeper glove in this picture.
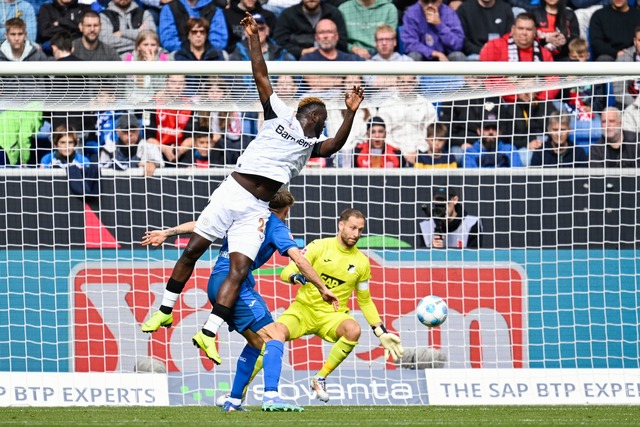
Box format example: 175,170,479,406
373,324,403,362
289,273,307,285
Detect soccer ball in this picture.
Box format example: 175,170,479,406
416,295,448,327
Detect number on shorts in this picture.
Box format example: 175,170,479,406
257,218,266,234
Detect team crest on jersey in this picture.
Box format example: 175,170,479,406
348,264,356,274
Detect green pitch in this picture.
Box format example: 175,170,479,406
1,406,639,426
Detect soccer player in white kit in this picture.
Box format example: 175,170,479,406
142,12,365,366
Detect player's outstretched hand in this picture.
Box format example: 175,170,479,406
344,85,365,112
240,11,258,38
141,230,167,247
373,325,404,362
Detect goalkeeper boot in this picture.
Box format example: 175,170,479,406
310,376,329,402
141,311,173,333
222,401,249,412
192,330,222,365
261,396,304,412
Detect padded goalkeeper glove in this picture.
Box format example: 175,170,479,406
289,273,307,285
373,324,404,362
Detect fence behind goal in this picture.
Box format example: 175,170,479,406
0,63,639,406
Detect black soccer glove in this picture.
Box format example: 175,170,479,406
289,273,307,285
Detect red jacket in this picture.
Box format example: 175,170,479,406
480,34,559,102
354,141,403,168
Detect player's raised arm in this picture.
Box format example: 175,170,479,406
317,85,365,156
241,11,273,104
285,247,339,311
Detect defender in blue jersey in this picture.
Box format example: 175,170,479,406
141,190,334,412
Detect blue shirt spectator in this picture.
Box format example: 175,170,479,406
159,0,227,52
0,0,37,43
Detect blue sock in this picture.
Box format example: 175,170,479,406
263,340,284,392
230,344,261,399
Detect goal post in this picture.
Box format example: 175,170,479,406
0,62,639,407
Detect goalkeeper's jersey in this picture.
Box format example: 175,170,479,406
235,92,327,185
288,237,372,313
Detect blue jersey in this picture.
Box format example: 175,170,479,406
212,212,297,286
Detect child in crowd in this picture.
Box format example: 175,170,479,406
415,123,457,168
179,126,224,168
40,125,89,168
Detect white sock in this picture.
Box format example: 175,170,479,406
203,314,224,335
160,290,180,309
264,391,279,399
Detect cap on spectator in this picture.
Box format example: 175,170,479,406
252,13,266,24
367,116,386,129
482,102,499,129
116,113,139,130
432,186,458,202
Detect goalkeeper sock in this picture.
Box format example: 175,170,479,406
230,344,261,400
263,340,284,393
159,278,186,314
318,336,357,378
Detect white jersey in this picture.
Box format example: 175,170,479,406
235,92,327,184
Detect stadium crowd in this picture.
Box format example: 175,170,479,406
0,0,640,169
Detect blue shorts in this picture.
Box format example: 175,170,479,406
207,271,273,334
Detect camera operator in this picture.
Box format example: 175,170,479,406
419,187,482,249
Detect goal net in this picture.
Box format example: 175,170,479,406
0,62,639,407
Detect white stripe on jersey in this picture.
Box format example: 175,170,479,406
235,92,327,184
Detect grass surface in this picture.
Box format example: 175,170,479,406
1,406,639,426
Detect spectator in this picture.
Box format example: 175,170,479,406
375,74,438,166
100,112,164,176
338,0,398,60
230,13,294,61
40,125,89,168
590,106,640,167
400,0,466,61
173,17,227,60
371,24,412,62
614,25,640,109
501,89,551,165
0,109,42,166
158,0,228,53
0,17,47,60
327,75,372,168
571,0,607,40
530,113,589,167
414,122,458,168
187,77,249,167
144,74,194,164
273,0,348,60
224,0,276,54
73,11,120,60
532,0,579,61
589,0,640,62
99,0,157,57
480,12,559,102
0,0,37,44
354,116,404,168
462,105,523,168
456,0,514,60
558,38,605,151
50,30,80,60
438,79,502,158
179,124,224,167
419,186,481,249
300,19,363,95
37,0,91,48
123,30,170,102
